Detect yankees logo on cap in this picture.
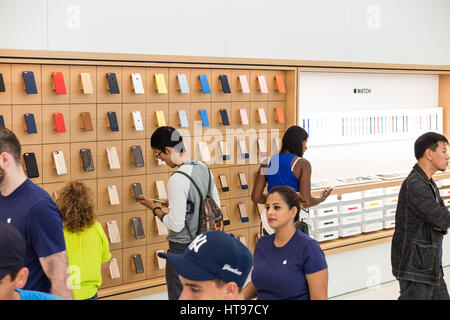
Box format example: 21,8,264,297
158,230,252,287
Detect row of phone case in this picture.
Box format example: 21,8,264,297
22,144,146,178
102,203,251,254
21,134,280,181
103,226,259,285
1,107,284,138
0,71,286,96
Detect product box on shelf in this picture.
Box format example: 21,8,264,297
339,214,362,226
315,217,339,230
315,228,339,242
363,199,384,210
383,196,398,206
383,219,396,229
439,188,450,197
362,221,383,233
384,186,401,195
363,210,384,221
384,208,396,217
339,225,362,237
339,203,362,214
316,205,339,218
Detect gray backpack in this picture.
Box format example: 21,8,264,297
171,168,224,240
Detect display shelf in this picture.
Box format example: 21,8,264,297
2,49,450,300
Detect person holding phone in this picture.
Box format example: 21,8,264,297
135,126,220,300
251,126,332,233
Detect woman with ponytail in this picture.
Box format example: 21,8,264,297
251,125,332,208
243,186,328,300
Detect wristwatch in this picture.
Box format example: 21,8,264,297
151,206,162,216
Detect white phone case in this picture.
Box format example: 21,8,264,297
109,258,121,279
198,141,211,162
132,111,144,131
131,73,145,94
52,151,68,176
156,250,167,269
155,180,167,200
107,185,120,205
106,220,121,243
155,216,168,236
106,146,121,170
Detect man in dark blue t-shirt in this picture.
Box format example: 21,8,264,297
0,128,72,299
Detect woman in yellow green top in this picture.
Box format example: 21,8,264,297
56,181,112,300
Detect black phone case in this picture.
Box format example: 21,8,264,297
23,153,39,178
24,114,37,134
132,183,143,198
219,175,229,192
219,109,230,126
23,71,37,94
238,173,248,190
0,73,5,92
106,73,120,94
132,254,144,274
219,75,231,93
131,217,145,239
0,115,5,128
107,111,119,132
80,149,94,172
131,146,145,167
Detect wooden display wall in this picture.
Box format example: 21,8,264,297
0,58,296,295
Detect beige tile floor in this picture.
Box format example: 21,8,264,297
330,265,450,300
134,265,449,300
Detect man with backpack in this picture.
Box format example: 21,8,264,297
136,126,221,300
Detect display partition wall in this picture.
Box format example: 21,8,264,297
0,49,449,299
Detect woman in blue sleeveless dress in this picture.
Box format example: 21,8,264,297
251,125,332,209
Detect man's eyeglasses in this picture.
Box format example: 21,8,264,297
155,151,162,160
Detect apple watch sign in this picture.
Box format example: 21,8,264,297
353,88,372,94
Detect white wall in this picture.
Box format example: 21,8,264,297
0,0,449,65
298,72,439,181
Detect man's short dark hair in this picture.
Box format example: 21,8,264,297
414,132,448,160
150,126,186,154
0,127,22,163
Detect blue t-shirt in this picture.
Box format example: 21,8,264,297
16,289,63,300
266,153,300,192
0,179,66,293
252,230,328,300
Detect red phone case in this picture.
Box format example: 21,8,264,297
54,113,66,133
52,72,66,94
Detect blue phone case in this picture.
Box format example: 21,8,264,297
0,73,5,92
219,75,231,94
177,74,190,94
199,75,211,94
199,109,209,127
23,71,37,94
178,110,189,128
107,111,119,132
219,109,230,126
106,73,120,94
24,114,37,134
0,115,5,128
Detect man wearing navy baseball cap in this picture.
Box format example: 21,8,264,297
158,230,253,300
0,222,62,300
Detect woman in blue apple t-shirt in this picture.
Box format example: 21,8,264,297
243,186,328,300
